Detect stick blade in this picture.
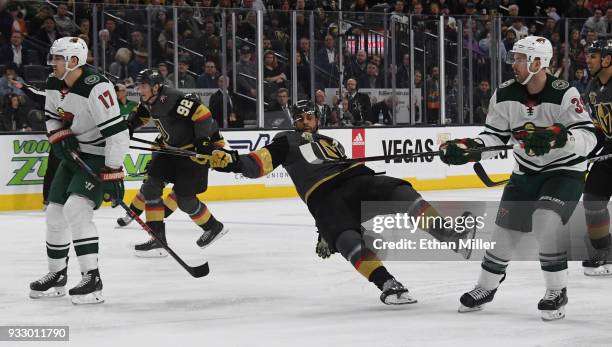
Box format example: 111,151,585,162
473,162,506,187
188,262,210,278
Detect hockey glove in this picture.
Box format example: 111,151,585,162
439,138,484,165
192,138,214,165
48,128,79,162
100,166,125,208
521,123,568,156
316,234,332,259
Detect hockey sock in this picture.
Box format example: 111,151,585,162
129,192,145,216
336,229,389,288
533,209,569,285
46,203,71,272
477,225,522,289
408,197,444,233
145,197,165,223
584,195,610,249
65,195,99,273
189,202,219,230
163,190,178,218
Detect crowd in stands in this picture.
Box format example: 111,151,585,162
0,0,610,131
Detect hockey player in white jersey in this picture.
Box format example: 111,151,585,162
439,36,597,320
29,37,130,304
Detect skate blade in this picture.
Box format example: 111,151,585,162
71,291,104,305
198,227,230,249
584,264,612,277
382,292,418,305
134,248,168,258
29,287,66,299
458,304,483,313
541,307,565,321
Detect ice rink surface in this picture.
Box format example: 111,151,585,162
1,187,612,347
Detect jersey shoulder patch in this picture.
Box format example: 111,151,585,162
71,69,110,98
551,79,569,90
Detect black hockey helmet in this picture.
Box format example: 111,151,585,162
587,40,612,57
136,68,164,87
290,99,316,118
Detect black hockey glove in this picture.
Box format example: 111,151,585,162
100,166,125,208
48,128,80,162
439,138,484,165
521,123,568,156
316,233,334,259
192,138,214,165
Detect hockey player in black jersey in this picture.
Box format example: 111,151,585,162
208,100,476,305
582,40,612,276
127,69,228,257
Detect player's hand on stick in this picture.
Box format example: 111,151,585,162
210,148,240,172
316,234,332,259
521,123,567,156
191,138,214,165
100,166,125,208
48,128,80,162
439,138,484,165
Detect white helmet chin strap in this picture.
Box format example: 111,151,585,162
519,61,543,85
57,56,79,80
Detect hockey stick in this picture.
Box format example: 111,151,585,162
342,144,515,163
473,152,612,187
69,152,210,278
129,145,209,159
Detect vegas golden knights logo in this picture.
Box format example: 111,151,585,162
316,139,345,160
595,102,612,137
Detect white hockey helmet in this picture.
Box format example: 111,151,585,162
506,36,553,85
47,37,88,79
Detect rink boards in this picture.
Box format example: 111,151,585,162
0,126,513,211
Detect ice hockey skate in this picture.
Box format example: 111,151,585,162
458,274,505,312
69,269,104,305
379,278,417,305
29,266,67,299
538,288,568,321
135,222,168,258
196,220,229,249
582,247,612,276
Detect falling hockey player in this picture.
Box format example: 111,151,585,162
127,69,227,257
29,37,130,304
581,40,612,276
208,100,476,305
439,36,597,320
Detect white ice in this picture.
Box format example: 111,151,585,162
1,187,612,347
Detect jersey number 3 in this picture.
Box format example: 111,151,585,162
571,97,585,113
98,90,115,109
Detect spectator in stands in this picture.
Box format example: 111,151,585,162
127,50,148,81
316,34,339,88
1,94,28,131
566,29,586,68
391,0,409,24
345,49,368,84
236,45,258,99
509,18,529,40
54,2,78,37
582,29,598,48
265,88,293,128
345,78,370,125
36,17,59,48
129,29,147,54
0,31,32,70
425,66,441,124
338,97,355,126
314,89,335,127
368,96,396,125
157,63,172,85
566,0,591,19
264,50,288,93
30,5,53,36
570,68,587,94
299,37,311,63
78,18,92,44
7,3,26,36
97,29,117,72
502,28,516,52
0,64,25,100
115,84,137,119
396,53,411,88
359,63,385,89
209,75,240,128
167,57,197,89
196,61,220,88
582,8,607,36
109,47,132,83
541,17,558,40
293,51,311,99
474,79,490,124
105,18,123,51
